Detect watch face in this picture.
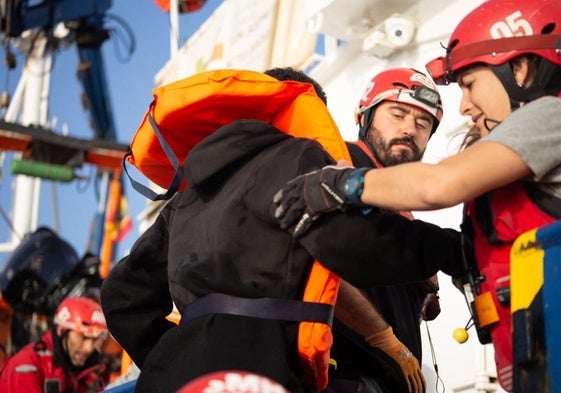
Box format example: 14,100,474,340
344,177,361,197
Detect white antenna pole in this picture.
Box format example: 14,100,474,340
170,0,180,58
3,33,52,251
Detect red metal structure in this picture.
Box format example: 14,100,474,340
153,0,208,13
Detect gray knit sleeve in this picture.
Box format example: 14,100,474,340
483,96,561,184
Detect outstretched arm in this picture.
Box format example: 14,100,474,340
273,140,530,237
359,140,531,211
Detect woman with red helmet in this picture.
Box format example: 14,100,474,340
272,1,561,392
0,296,110,392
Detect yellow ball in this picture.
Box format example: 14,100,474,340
453,327,469,344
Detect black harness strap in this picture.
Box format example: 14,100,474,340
524,182,561,219
181,293,334,326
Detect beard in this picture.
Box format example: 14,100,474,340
366,127,424,167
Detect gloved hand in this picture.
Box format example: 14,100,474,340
365,326,426,393
273,166,368,237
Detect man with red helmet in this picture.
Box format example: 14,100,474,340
272,1,561,391
0,296,109,392
326,68,442,393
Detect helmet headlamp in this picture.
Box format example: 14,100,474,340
411,85,441,109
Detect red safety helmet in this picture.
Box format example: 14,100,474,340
355,68,443,138
177,371,289,393
426,0,561,85
53,297,108,339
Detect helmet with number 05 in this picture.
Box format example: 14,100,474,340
54,297,108,340
355,67,443,139
426,0,561,85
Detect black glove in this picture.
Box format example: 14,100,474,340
273,166,369,237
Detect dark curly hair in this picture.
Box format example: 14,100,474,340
264,66,327,105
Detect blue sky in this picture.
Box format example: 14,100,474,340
0,0,222,268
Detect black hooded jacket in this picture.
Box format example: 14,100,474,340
101,119,460,392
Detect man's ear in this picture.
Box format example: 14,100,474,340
355,112,363,126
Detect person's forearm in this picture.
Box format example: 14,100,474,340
360,161,454,211
298,212,462,287
359,140,532,211
335,279,388,336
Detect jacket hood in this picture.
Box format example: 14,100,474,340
184,119,291,187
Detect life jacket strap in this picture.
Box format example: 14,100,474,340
123,113,184,201
524,182,561,219
180,293,334,325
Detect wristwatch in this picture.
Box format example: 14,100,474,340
343,168,369,205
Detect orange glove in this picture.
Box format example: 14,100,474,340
365,326,426,393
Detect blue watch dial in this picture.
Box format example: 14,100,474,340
343,168,368,204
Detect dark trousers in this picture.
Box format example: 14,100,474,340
134,315,305,393
324,377,384,393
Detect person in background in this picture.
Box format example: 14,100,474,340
0,296,109,393
101,67,460,393
326,67,443,393
272,1,561,391
0,293,13,373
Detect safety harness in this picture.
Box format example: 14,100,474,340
466,182,559,391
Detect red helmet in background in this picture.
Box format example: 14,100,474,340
355,68,443,139
426,0,561,102
177,371,289,393
54,297,108,340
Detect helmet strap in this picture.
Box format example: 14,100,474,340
58,328,70,350
483,118,501,132
358,107,375,140
51,327,77,373
491,59,557,110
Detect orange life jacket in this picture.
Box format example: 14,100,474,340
125,69,351,391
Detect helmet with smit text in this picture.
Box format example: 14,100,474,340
54,296,108,340
176,371,289,393
355,68,443,139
